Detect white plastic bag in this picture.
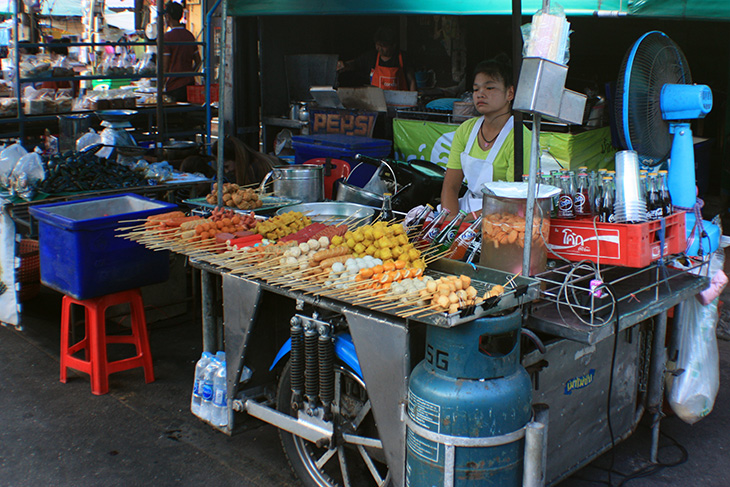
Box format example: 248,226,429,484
0,143,28,188
76,129,101,153
666,241,723,425
9,150,45,201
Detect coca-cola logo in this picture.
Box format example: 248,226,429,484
561,228,584,247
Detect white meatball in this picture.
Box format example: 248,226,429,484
331,262,345,274
288,246,301,258
318,236,330,248
345,258,356,267
298,242,310,254
285,256,297,266
307,239,320,251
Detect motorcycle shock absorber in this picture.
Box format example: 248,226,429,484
304,319,320,414
318,323,334,421
289,316,304,411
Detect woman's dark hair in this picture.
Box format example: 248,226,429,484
472,53,513,88
180,155,215,178
212,136,276,186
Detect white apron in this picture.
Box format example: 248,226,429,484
459,116,514,213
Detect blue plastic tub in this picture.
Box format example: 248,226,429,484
29,194,177,300
292,134,392,188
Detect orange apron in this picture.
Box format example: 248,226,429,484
370,53,408,91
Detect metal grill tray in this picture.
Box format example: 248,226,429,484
215,258,541,328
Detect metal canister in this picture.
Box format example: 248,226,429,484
406,310,532,486
260,164,324,202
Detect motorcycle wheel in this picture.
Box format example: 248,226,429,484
277,360,391,487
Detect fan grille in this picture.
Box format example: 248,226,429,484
614,32,692,164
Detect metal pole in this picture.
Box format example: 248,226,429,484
201,269,217,353
522,114,541,277
14,1,23,142
205,0,223,154
156,0,165,159
216,0,228,207
512,0,523,182
523,421,546,487
647,310,668,463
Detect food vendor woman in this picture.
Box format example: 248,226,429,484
440,55,531,216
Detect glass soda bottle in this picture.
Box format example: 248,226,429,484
557,174,575,219
600,176,615,223
407,204,434,237
432,210,467,253
647,173,662,220
658,170,672,216
640,174,650,220
446,215,482,260
380,193,394,221
416,208,450,248
575,172,591,216
465,235,482,264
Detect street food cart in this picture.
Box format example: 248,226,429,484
116,1,719,485
121,197,709,486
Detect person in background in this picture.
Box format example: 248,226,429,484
337,26,417,91
211,136,278,186
440,54,531,216
162,1,201,102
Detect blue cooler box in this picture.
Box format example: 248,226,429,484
29,194,177,300
291,134,392,188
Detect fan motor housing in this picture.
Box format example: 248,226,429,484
660,84,712,120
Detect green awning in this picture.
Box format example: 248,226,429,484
229,0,627,17
628,0,730,21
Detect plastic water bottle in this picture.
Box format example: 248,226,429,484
200,356,220,422
211,360,228,427
191,351,213,418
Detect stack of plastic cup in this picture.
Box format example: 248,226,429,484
614,150,647,223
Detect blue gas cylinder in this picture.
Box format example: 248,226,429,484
406,309,532,487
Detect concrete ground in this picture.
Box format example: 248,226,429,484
3,265,730,487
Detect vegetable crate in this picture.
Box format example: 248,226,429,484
29,194,177,300
546,212,685,268
187,84,219,104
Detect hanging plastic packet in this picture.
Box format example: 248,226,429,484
521,3,571,65
9,149,45,201
0,143,29,189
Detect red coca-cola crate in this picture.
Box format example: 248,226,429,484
547,212,685,268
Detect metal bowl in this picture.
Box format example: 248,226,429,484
276,202,375,226
333,180,384,207
95,109,138,123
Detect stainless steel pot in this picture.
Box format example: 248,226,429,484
333,179,383,207
260,164,324,203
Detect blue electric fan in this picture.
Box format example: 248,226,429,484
615,31,718,257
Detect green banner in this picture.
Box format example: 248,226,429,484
393,118,617,171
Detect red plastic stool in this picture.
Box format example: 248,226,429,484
60,288,154,395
